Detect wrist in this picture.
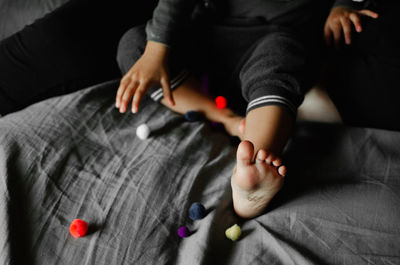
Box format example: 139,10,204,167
145,41,170,57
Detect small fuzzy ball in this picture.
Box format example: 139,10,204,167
184,111,201,122
215,96,227,109
136,123,150,140
189,202,206,220
225,224,241,241
70,219,88,238
177,226,190,238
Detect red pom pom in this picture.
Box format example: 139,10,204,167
69,219,88,238
215,96,227,109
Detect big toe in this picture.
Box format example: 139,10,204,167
236,140,254,167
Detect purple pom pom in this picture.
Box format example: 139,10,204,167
177,226,190,238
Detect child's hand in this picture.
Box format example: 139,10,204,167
115,41,174,113
324,6,378,48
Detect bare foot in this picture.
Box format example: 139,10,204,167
223,116,245,140
231,140,286,218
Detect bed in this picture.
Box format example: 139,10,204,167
1,1,400,264
1,80,400,264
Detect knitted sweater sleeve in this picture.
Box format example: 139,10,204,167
333,0,365,9
145,0,198,47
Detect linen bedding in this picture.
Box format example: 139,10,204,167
0,80,399,264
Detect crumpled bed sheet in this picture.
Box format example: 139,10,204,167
0,80,399,265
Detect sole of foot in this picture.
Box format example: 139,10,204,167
231,140,286,218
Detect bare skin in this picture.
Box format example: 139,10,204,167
116,41,292,219
158,77,292,219
229,6,382,218
324,6,378,48
157,78,292,219
115,41,244,138
229,5,379,218
160,75,245,139
232,140,287,218
116,41,174,114
231,105,293,218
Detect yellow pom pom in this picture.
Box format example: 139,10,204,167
225,224,242,241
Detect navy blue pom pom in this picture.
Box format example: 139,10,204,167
189,202,206,220
184,111,201,122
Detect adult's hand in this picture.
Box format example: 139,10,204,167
324,6,378,48
115,41,174,113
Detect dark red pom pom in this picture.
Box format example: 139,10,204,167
69,219,88,238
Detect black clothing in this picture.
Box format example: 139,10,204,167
325,1,400,131
0,0,158,115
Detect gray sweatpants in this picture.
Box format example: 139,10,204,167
117,0,330,116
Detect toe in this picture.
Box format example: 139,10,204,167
278,165,287,176
256,149,267,161
272,157,282,167
266,153,275,164
237,140,254,167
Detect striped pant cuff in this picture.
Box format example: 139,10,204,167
246,95,296,115
150,70,190,101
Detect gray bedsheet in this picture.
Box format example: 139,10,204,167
0,80,399,265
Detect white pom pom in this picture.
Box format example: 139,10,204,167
136,123,150,140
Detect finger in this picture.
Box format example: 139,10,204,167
116,76,130,108
160,77,174,106
324,23,333,47
132,82,148,113
340,17,352,45
120,80,139,113
331,23,342,49
358,9,379,19
349,13,362,32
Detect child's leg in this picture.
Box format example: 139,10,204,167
231,31,310,218
117,26,245,138
160,75,245,138
228,2,329,218
232,106,292,218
